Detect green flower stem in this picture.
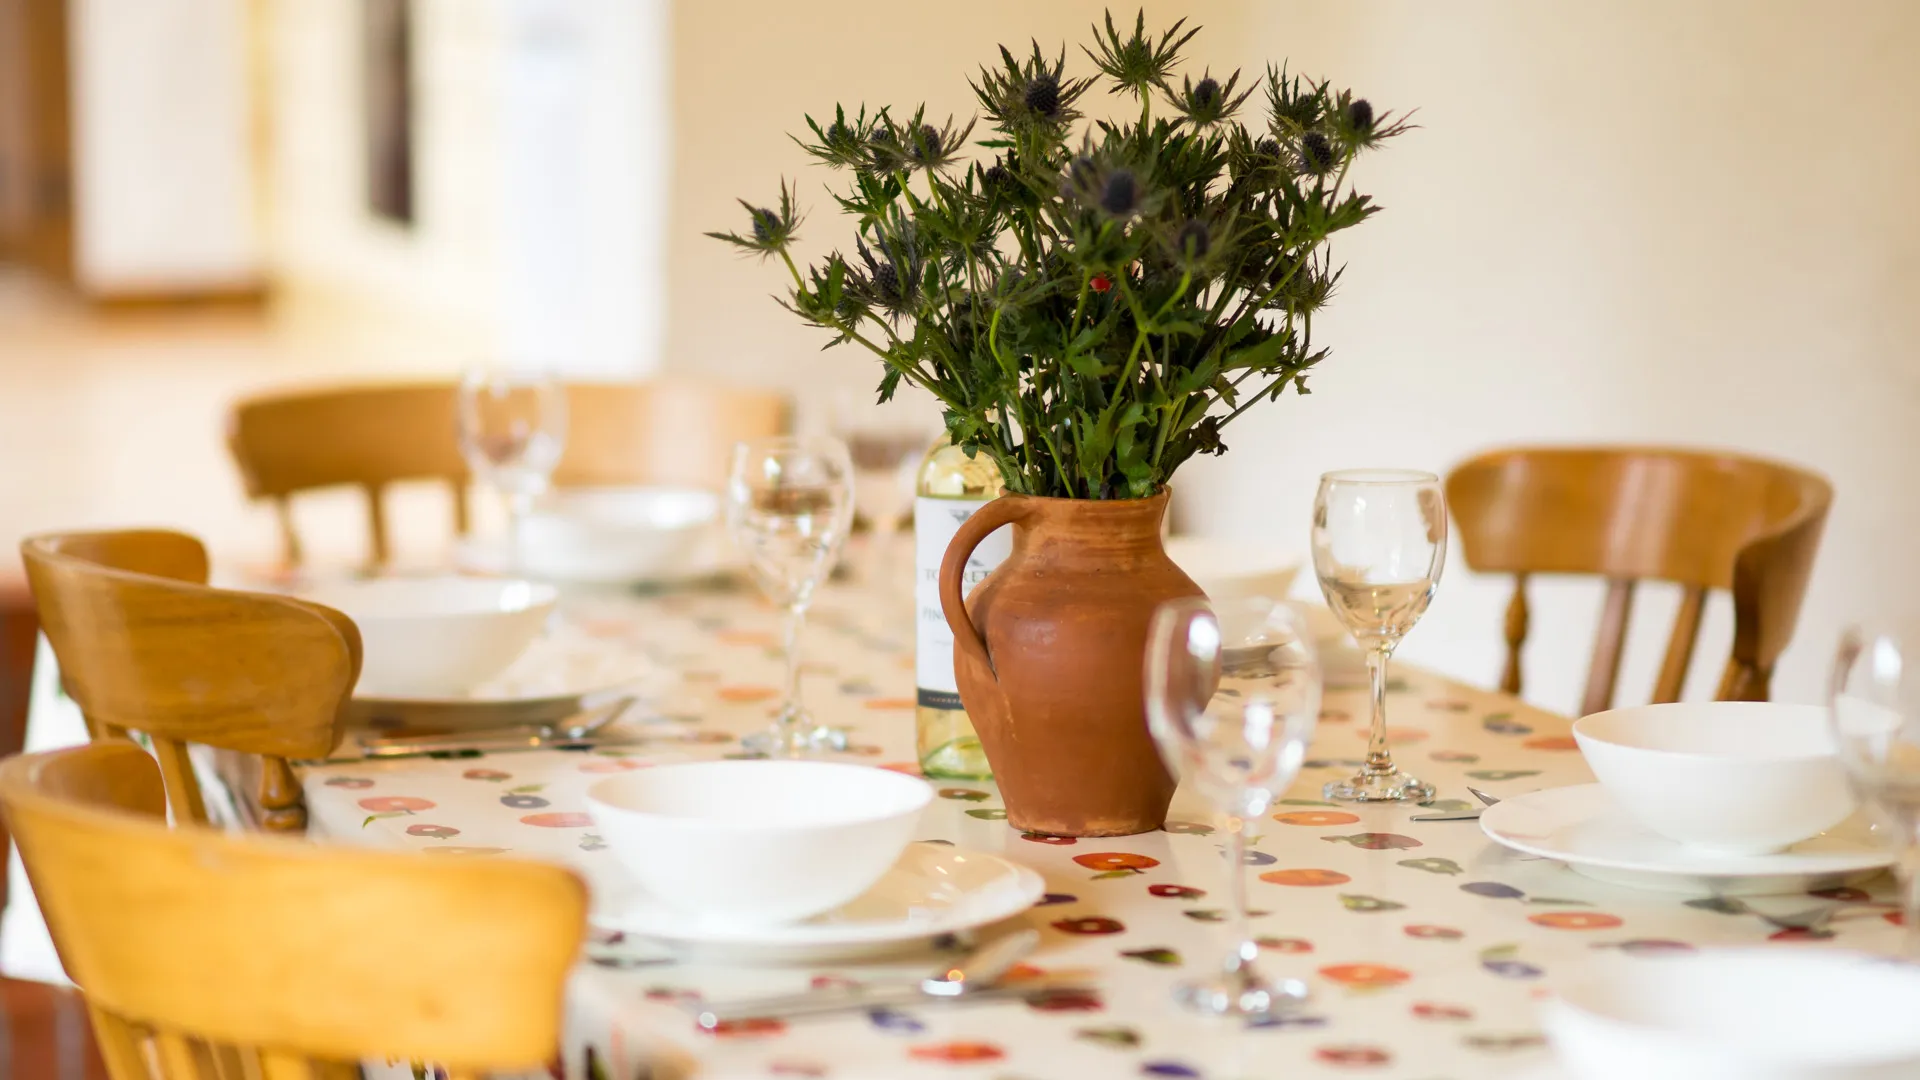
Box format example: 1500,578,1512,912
777,249,933,395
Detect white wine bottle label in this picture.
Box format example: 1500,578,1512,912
914,496,1011,708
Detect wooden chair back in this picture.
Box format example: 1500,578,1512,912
556,379,790,490
226,382,469,568
1444,446,1832,712
0,742,588,1078
20,529,361,831
227,380,790,567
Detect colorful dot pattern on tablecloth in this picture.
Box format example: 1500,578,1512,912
299,584,1904,1080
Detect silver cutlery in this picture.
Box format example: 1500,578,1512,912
691,929,1047,1028
1410,786,1503,822
353,696,640,759
1751,902,1840,934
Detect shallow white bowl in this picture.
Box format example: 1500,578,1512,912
1573,702,1853,856
304,576,557,698
587,760,933,927
1541,949,1920,1080
517,487,719,585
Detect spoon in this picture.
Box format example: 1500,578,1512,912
692,929,1045,1028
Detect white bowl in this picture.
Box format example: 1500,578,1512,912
586,760,932,927
1542,949,1920,1079
304,576,557,697
516,487,720,585
1573,702,1854,856
1165,535,1301,602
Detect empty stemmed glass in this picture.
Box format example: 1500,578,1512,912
1311,469,1446,803
1830,624,1920,956
728,436,856,755
830,389,938,626
1146,595,1321,1017
456,365,568,554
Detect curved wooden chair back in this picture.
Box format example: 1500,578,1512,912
1445,446,1832,713
20,529,361,831
226,383,469,568
0,742,587,1078
556,379,790,490
227,380,790,567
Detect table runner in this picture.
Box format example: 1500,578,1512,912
299,583,1900,1080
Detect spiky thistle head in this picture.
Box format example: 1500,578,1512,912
1084,9,1199,99
705,179,804,258
1167,69,1254,128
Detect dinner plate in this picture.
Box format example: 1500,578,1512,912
348,626,677,735
591,842,1047,962
1480,784,1893,895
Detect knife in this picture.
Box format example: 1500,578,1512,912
353,697,640,758
690,929,1045,1028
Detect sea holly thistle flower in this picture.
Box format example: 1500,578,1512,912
973,42,1095,133
715,8,1411,500
1084,9,1198,100
1167,70,1254,128
704,180,803,260
795,105,875,171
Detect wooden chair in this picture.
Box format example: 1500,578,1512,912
227,379,790,567
1444,446,1832,712
555,378,790,490
226,382,469,568
20,529,361,832
0,741,587,1078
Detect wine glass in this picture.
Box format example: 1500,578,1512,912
1145,595,1321,1017
1830,624,1920,957
830,390,938,610
456,365,569,552
1311,469,1446,803
727,436,856,755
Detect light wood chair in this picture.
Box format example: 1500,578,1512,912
1444,446,1832,712
554,379,790,490
226,382,469,568
0,741,588,1079
227,379,790,567
20,529,361,832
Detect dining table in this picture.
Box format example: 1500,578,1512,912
13,567,1907,1080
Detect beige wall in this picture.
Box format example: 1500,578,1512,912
665,1,1920,713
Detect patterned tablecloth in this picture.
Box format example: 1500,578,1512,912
299,582,1902,1080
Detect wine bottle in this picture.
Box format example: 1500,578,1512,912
912,440,1009,779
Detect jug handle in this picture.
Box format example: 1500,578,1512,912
938,494,1028,680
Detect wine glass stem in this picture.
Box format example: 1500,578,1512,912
780,602,809,736
1364,643,1396,776
871,519,899,593
505,489,533,566
1224,815,1255,969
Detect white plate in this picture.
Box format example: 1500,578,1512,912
592,842,1046,962
348,625,676,733
1480,784,1893,895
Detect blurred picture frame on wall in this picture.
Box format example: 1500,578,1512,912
363,0,414,226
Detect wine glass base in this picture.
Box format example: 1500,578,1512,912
1324,770,1435,803
1172,972,1310,1018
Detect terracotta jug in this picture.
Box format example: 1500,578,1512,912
937,490,1199,837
